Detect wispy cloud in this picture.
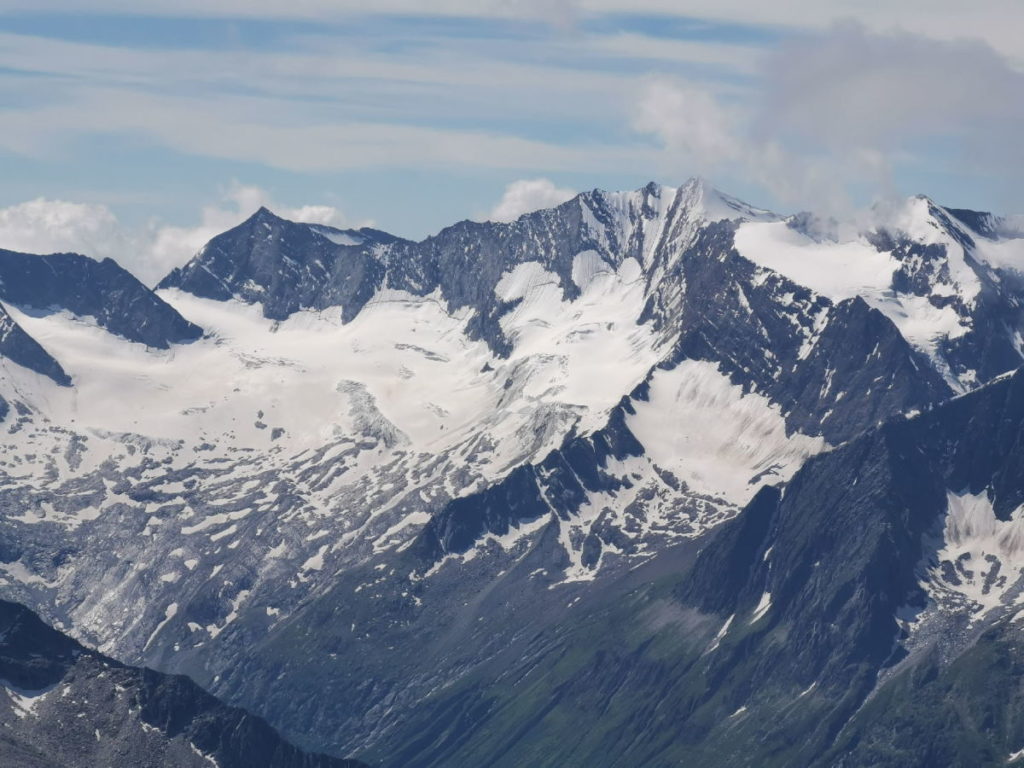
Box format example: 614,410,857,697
0,24,734,175
0,3,1022,231
5,1,1022,59
0,87,663,174
592,1,1024,61
0,7,776,215
588,33,762,74
0,0,583,23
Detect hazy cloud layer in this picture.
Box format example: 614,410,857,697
760,23,1024,162
0,30,669,175
633,23,1024,215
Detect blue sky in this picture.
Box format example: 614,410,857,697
0,1,1022,281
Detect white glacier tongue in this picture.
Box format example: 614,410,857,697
899,489,1024,657
925,490,1024,621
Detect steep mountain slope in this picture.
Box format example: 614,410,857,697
0,302,70,388
367,367,1024,768
0,247,202,419
0,248,202,349
736,197,1024,391
0,179,1022,762
158,211,403,324
0,598,367,767
0,182,943,653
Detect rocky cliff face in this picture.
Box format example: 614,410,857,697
158,210,400,325
0,248,202,348
367,368,1024,768
0,599,367,767
0,302,70,389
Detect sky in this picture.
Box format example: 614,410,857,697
0,1,1023,283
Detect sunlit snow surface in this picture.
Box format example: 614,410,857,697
735,197,1024,390
0,255,681,651
924,491,1024,621
898,490,1024,657
629,360,824,503
735,207,971,371
735,221,899,303
2,267,660,467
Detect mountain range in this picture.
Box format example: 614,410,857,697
1,178,1023,765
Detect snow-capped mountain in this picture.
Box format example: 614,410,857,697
736,196,1024,391
0,178,1023,764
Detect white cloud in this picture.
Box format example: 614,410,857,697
0,198,132,261
633,23,1024,215
632,81,741,171
488,179,577,222
633,78,897,216
0,183,360,286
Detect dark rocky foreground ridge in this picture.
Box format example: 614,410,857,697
363,368,1024,768
0,599,367,768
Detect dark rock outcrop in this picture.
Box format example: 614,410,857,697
0,248,202,348
0,302,70,386
0,599,368,768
